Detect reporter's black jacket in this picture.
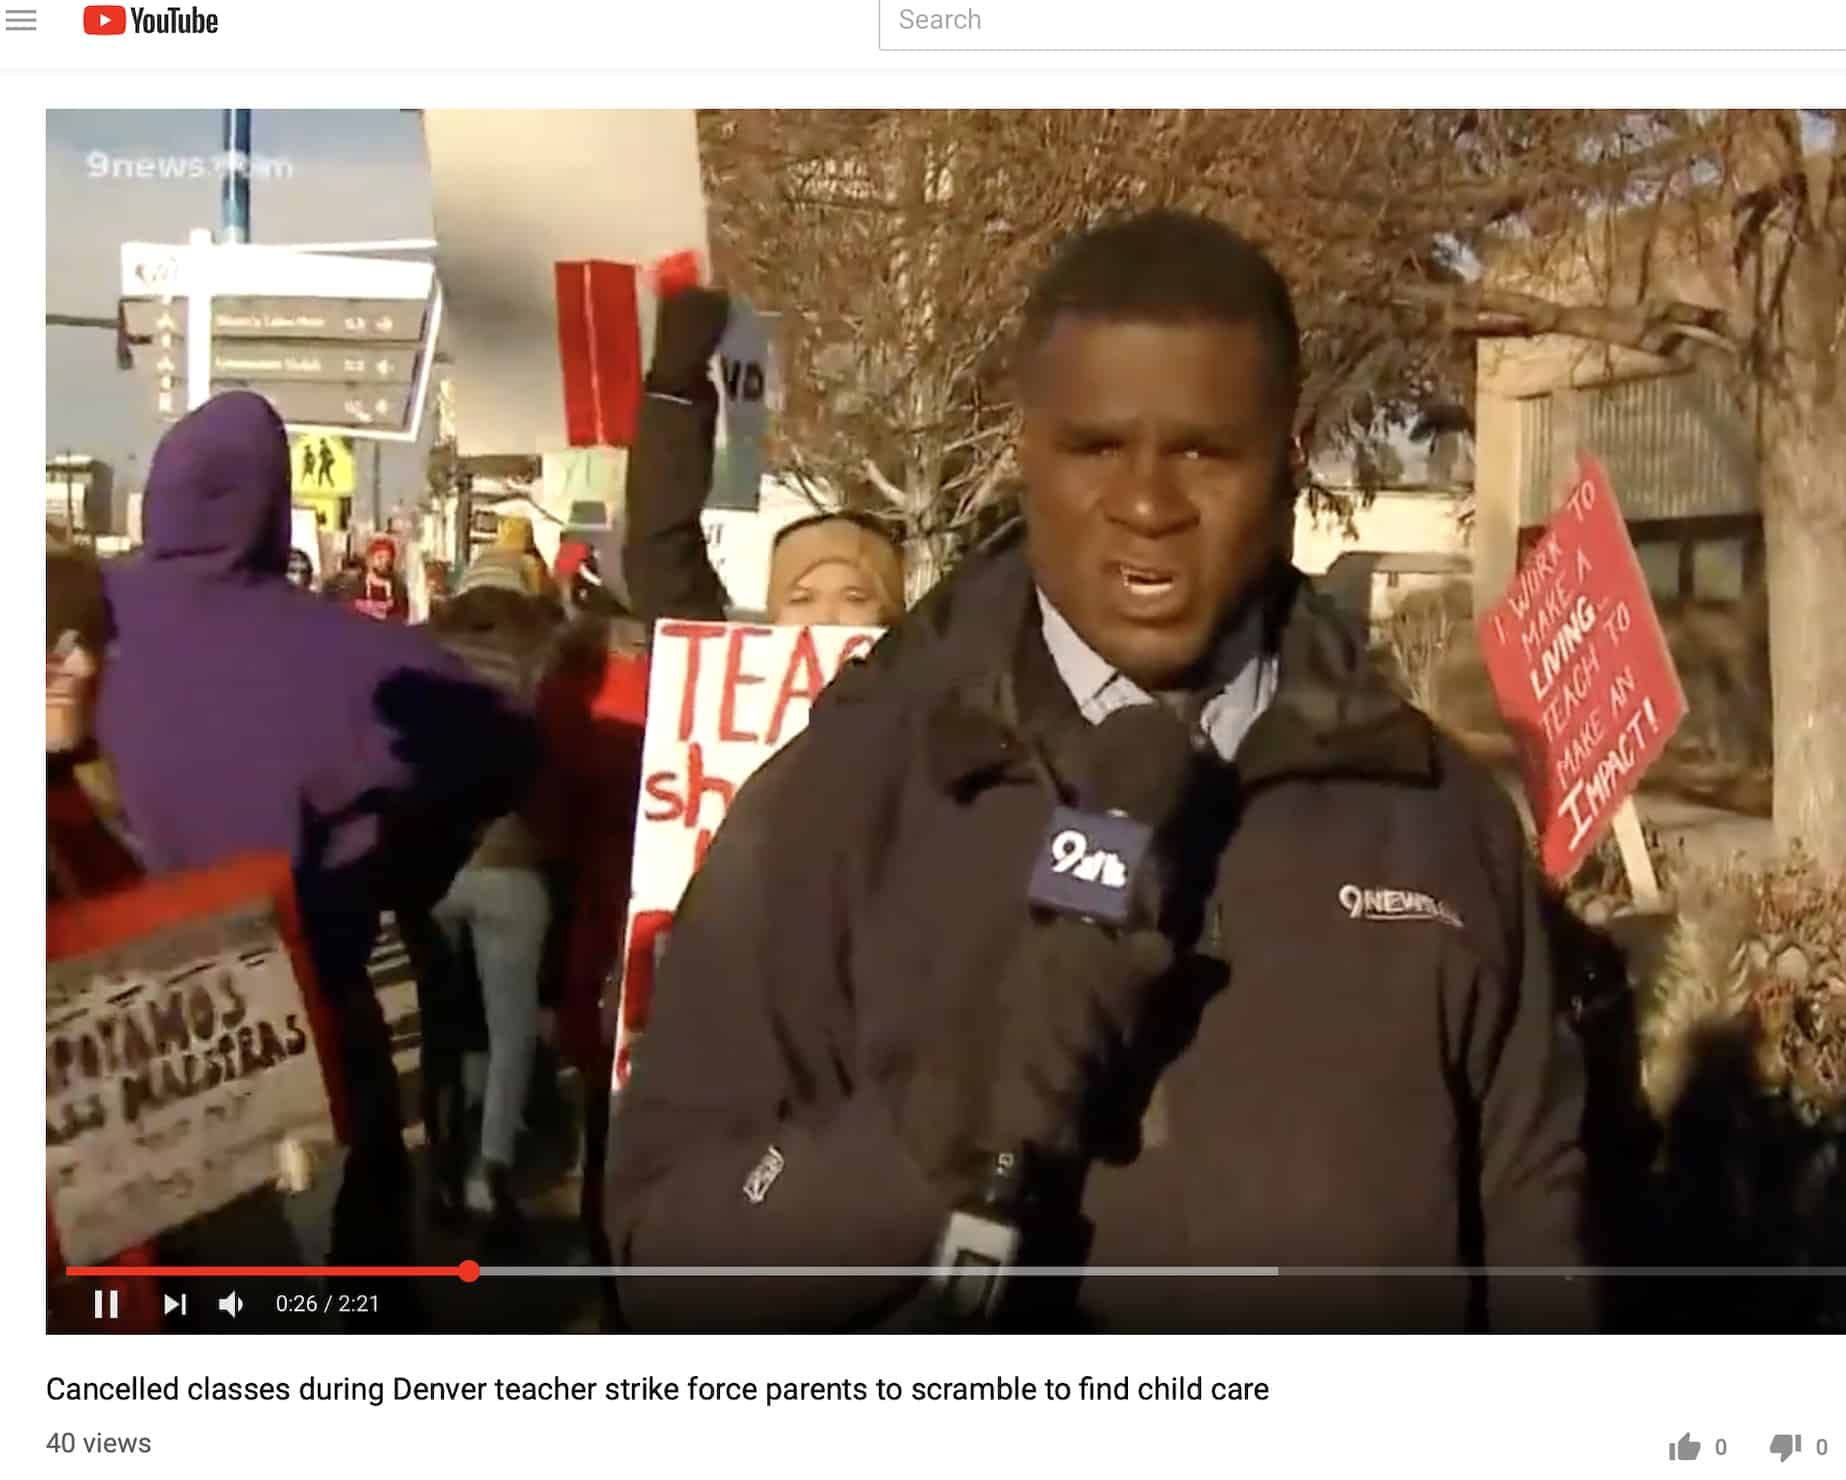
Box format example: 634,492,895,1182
605,530,1591,1332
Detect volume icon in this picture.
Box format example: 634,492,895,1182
217,1291,243,1318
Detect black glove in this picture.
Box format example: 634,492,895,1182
980,915,1179,1165
647,287,730,398
982,704,1199,1162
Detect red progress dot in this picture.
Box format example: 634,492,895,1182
458,1260,481,1283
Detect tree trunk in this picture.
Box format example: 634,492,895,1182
1759,395,1846,874
904,529,955,606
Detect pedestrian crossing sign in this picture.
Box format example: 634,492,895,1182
291,434,355,498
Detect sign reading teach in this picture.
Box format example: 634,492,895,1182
630,620,880,895
616,621,882,1084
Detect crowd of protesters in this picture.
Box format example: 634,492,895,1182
44,270,908,1333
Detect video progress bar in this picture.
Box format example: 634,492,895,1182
66,1262,482,1281
484,1266,1281,1278
68,1263,1846,1280
477,1265,1846,1279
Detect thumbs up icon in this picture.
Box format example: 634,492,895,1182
1672,1434,1702,1461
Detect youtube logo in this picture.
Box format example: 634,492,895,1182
82,5,220,34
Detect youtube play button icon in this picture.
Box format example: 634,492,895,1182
84,5,127,34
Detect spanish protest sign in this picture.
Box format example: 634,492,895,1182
46,855,342,1266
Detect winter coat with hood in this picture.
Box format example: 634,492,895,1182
98,392,538,996
605,529,1590,1334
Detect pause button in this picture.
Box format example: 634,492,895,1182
93,1289,119,1320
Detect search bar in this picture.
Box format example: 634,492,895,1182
876,1,1846,52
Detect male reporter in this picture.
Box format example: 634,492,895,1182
605,211,1589,1333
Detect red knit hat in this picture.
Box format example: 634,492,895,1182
554,538,592,587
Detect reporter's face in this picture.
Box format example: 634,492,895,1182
1019,317,1294,690
772,562,890,627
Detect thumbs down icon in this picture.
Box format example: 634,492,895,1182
1770,1434,1800,1462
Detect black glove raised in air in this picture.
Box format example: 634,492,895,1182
646,287,730,399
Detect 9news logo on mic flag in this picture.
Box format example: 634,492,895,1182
1027,806,1154,926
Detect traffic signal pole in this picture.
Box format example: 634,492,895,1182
222,109,251,244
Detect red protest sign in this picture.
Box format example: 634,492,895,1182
1477,453,1688,881
554,260,643,447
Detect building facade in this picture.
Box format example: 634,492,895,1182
1477,351,1760,613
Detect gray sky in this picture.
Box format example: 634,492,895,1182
45,109,433,500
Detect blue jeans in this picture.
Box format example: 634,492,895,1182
431,868,549,1169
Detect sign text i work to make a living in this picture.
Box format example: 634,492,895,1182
1476,453,1688,882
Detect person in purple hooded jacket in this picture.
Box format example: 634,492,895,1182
99,393,538,1306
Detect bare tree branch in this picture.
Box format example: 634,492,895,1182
702,108,1839,602
861,457,907,508
1394,282,1744,357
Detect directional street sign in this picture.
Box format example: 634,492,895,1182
126,296,426,428
149,378,416,429
118,237,442,440
209,342,419,383
119,300,186,339
121,297,430,343
121,240,434,301
227,381,414,427
215,298,421,340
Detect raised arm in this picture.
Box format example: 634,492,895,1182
621,287,733,624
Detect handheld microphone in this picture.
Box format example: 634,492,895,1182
927,707,1197,1325
926,1150,1029,1324
1026,704,1195,928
